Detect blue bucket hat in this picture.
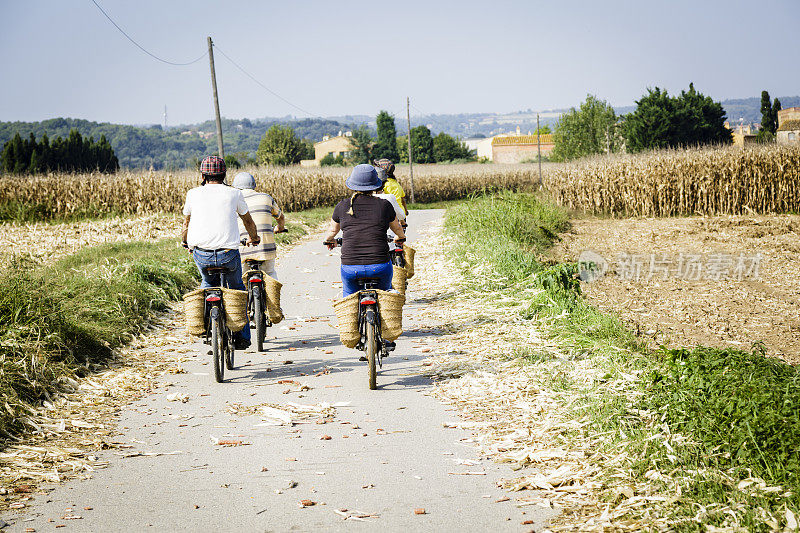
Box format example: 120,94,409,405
345,164,382,191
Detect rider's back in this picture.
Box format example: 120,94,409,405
183,184,248,250
333,195,394,265
237,189,282,262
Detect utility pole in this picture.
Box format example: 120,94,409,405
207,36,224,159
163,105,167,130
406,97,415,204
536,113,542,187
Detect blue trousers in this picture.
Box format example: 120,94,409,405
341,261,393,297
192,248,251,342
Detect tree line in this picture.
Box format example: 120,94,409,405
255,110,474,167
550,84,787,162
1,129,119,174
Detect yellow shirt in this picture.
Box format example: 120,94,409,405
383,178,405,201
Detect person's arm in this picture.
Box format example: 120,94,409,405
324,219,341,249
239,212,261,245
274,212,286,232
272,200,286,232
401,197,408,216
182,215,190,246
389,217,406,243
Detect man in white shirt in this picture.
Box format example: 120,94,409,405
182,155,260,349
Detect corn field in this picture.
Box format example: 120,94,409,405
544,144,800,217
0,164,540,219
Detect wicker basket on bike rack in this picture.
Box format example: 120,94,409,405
242,271,284,324
403,245,416,278
263,275,284,324
391,265,408,294
332,292,361,348
377,290,405,341
221,288,249,332
183,288,206,336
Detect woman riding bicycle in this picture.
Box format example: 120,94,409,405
324,164,407,297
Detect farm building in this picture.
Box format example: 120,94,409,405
491,134,554,164
300,133,353,166
777,107,800,145
726,121,759,146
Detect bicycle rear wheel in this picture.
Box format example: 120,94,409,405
254,288,266,352
225,328,235,370
366,323,377,390
211,315,224,382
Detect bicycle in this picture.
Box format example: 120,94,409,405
241,228,286,353
325,238,394,390
243,260,271,352
203,266,236,383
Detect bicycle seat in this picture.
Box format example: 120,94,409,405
206,266,227,274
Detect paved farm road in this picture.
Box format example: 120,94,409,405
9,210,553,532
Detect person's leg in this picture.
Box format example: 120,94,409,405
340,264,361,297
192,249,218,288
261,259,278,280
218,250,251,345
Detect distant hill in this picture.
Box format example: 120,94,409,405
2,95,796,169
0,117,360,170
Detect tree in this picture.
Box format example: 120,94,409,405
551,95,619,161
224,154,241,170
256,125,304,166
299,138,315,160
623,84,731,152
433,132,473,162
374,111,399,162
409,125,434,163
758,92,782,142
760,91,775,135
347,126,374,164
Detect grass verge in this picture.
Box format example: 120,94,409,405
0,240,198,442
445,191,799,530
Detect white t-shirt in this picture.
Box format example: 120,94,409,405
183,184,249,250
375,193,405,222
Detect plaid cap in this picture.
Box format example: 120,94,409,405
373,158,394,172
200,155,226,176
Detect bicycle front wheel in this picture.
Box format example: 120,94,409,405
366,322,377,390
254,288,266,352
211,315,224,383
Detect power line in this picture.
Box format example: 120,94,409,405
410,103,430,117
90,0,207,66
213,45,324,119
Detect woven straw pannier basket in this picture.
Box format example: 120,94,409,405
332,292,360,348
263,275,284,324
392,265,408,294
403,245,416,278
242,271,284,324
183,288,206,336
377,290,404,341
222,288,248,332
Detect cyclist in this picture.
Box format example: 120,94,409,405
232,171,286,280
324,164,407,297
182,156,260,350
373,158,408,216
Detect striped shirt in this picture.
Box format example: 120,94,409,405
237,189,283,261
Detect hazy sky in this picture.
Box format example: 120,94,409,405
1,0,798,126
